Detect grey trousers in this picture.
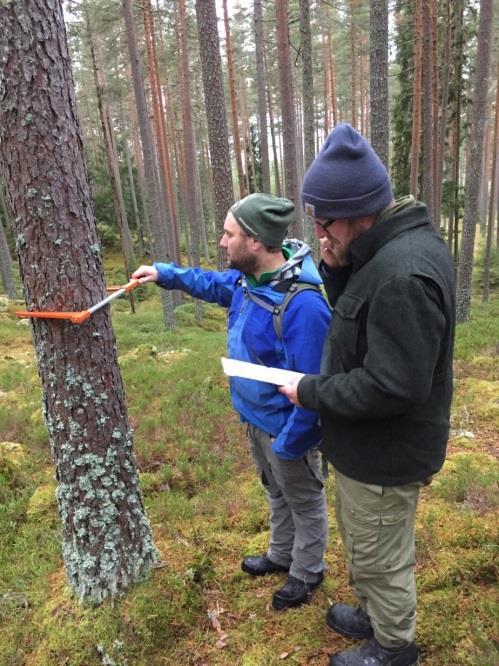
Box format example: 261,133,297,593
247,423,328,583
334,469,423,648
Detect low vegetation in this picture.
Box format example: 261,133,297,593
0,275,497,665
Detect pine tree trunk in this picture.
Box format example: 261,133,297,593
435,0,452,232
275,0,302,236
410,0,423,197
264,44,282,197
369,0,389,168
142,0,180,264
195,0,234,268
482,61,499,302
223,0,245,200
178,0,203,322
254,0,271,192
0,0,157,604
0,211,17,299
421,0,435,224
456,0,494,322
299,0,315,170
121,0,175,328
350,1,357,128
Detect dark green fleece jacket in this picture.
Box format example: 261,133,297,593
298,199,456,486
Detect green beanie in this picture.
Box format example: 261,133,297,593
230,193,294,247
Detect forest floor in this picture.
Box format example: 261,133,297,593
0,272,498,665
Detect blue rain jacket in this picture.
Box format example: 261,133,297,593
154,242,331,459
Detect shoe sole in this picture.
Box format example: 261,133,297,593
325,615,374,639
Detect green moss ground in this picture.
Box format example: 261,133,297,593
0,282,497,665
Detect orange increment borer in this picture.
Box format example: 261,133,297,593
15,278,140,325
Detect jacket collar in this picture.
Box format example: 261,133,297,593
349,198,431,271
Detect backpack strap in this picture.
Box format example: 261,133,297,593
241,277,321,341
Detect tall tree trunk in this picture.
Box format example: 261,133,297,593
450,0,465,259
410,0,423,196
482,61,499,302
299,0,315,170
0,0,157,604
369,0,389,167
0,211,17,298
263,40,282,197
178,0,203,323
421,0,435,224
350,0,357,128
195,0,234,269
254,0,271,192
456,0,494,322
85,8,136,281
275,0,302,236
223,0,245,199
435,0,452,232
121,0,175,328
142,0,180,264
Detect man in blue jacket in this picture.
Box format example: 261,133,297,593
133,193,331,610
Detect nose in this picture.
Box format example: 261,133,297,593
219,234,227,249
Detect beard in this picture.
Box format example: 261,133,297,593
229,253,259,275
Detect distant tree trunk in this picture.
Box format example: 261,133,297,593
122,0,175,328
142,0,180,264
482,60,498,302
0,0,157,604
275,0,302,236
456,0,494,322
435,0,452,231
0,211,17,298
299,0,315,169
350,0,357,128
223,0,245,199
254,0,271,192
195,0,234,269
410,0,423,197
178,0,203,322
369,0,389,167
85,8,136,282
421,0,435,224
327,29,339,127
359,32,367,136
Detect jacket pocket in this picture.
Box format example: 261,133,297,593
333,293,365,355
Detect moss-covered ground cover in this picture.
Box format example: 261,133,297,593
0,284,497,665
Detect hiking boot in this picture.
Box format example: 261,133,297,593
272,573,323,611
326,604,374,639
241,554,289,577
329,638,419,665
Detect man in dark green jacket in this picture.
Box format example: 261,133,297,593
280,124,455,666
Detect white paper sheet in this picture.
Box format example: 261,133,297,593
221,357,303,386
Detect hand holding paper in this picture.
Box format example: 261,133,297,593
221,357,304,386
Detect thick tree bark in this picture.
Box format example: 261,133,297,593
369,0,389,168
0,0,157,604
456,0,494,322
195,0,234,268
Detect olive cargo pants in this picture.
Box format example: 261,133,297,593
247,423,328,583
334,469,423,647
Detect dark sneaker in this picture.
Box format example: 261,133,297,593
326,603,374,639
330,638,419,666
272,573,323,611
241,554,290,577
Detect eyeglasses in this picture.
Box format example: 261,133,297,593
313,218,336,234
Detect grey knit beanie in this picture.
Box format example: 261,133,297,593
302,124,394,219
230,193,294,247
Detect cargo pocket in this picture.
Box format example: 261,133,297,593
344,502,405,574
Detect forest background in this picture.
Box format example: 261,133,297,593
0,0,498,664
